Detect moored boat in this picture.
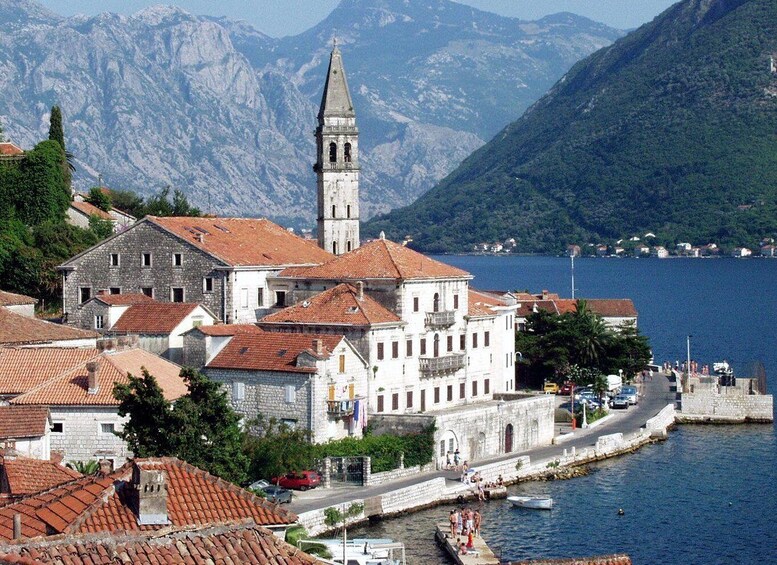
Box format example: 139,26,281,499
507,495,554,510
297,537,406,565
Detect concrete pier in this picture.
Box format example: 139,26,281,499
435,524,499,565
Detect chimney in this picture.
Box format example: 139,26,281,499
86,361,99,394
196,233,204,243
50,451,64,465
13,514,21,540
542,289,549,299
132,465,169,525
355,281,364,301
314,339,324,355
97,335,138,353
98,458,113,475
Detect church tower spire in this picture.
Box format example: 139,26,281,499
315,44,359,256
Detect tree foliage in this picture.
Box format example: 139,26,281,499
114,368,248,485
85,186,112,211
48,105,72,187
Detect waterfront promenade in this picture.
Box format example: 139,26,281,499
289,374,675,518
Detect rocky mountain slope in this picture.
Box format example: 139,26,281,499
0,0,621,226
366,0,777,252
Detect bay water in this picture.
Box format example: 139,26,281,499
351,257,777,564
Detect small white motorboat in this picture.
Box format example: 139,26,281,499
507,495,554,510
298,537,406,565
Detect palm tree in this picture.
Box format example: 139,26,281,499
569,300,612,368
592,373,608,407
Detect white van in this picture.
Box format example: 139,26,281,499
606,374,623,393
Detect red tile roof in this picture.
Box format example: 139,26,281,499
516,297,637,320
0,143,23,157
281,237,471,281
149,216,334,267
7,349,187,406
69,201,113,221
0,456,82,497
0,349,99,397
0,309,98,346
261,283,401,327
0,407,50,440
583,299,637,318
0,291,36,307
0,521,325,564
207,331,344,373
109,302,203,334
91,293,154,306
468,289,509,318
0,458,296,542
186,323,262,337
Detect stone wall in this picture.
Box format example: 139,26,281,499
679,391,773,422
366,462,436,487
49,407,130,465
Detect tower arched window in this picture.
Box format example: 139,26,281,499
333,241,338,255
433,293,440,313
347,205,351,218
329,142,337,163
347,241,352,252
433,334,440,358
344,143,352,162
332,205,336,218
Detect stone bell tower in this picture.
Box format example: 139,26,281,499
315,43,360,255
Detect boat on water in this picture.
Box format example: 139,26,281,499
298,537,406,565
507,495,554,510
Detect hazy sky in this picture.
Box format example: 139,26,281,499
38,0,680,37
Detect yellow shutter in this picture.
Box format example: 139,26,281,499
348,383,355,399
328,385,335,401
339,354,346,373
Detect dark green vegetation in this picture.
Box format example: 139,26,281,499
114,368,249,485
367,0,777,253
516,300,652,387
116,369,434,485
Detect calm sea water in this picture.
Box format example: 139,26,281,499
351,257,777,565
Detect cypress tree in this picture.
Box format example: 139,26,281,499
48,106,64,150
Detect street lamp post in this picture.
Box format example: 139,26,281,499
686,335,692,393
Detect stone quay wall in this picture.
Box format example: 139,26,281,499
679,392,773,422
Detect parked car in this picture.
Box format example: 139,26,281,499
272,470,321,491
248,479,270,491
543,382,559,394
620,386,639,405
574,389,595,402
611,394,630,409
559,381,575,395
262,485,293,504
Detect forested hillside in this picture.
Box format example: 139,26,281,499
366,0,777,253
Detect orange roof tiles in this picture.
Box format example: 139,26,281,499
7,348,187,406
91,293,154,306
148,216,334,267
69,201,113,220
0,349,99,397
0,291,36,307
0,521,325,564
207,331,343,373
0,458,296,542
468,289,509,318
261,283,402,327
584,299,637,318
281,237,471,281
0,143,23,157
187,323,262,337
516,297,637,319
0,407,50,439
0,456,82,497
0,309,98,346
109,302,202,334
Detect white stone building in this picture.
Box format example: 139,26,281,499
0,406,52,460
204,331,369,443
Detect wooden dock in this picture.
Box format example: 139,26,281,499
435,524,499,565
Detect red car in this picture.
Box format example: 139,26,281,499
272,471,321,491
559,381,575,395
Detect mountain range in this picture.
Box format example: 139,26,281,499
0,0,621,227
366,0,777,252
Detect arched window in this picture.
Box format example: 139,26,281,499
344,142,352,162
346,241,352,252
505,424,514,453
331,205,336,218
347,204,351,218
329,142,337,163
433,293,440,313
433,334,440,358
332,242,338,255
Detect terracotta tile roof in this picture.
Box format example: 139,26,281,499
109,302,201,334
185,323,262,337
0,143,23,157
69,201,113,221
148,216,334,267
0,309,98,346
468,289,510,318
91,293,154,306
281,237,471,281
207,331,343,373
584,299,637,318
517,298,637,319
0,458,296,542
261,283,401,327
0,407,50,440
8,349,187,406
516,299,560,318
0,457,82,497
0,521,325,564
508,555,632,565
0,291,36,307
0,349,99,397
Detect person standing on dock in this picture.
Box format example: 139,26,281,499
449,510,457,538
474,509,482,537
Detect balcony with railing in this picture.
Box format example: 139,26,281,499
425,310,456,328
419,354,466,376
326,399,355,418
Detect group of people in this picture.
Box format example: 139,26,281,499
448,506,482,555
